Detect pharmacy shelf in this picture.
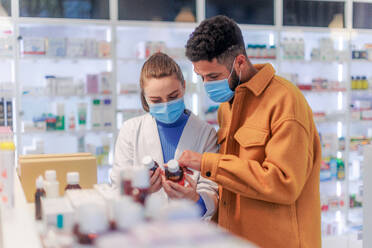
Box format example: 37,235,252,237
301,88,347,93
351,60,372,63
0,10,370,240
351,119,372,123
20,129,115,135
19,56,112,62
320,179,347,184
314,114,346,123
21,93,113,99
351,89,372,94
249,58,277,62
117,57,189,63
0,56,13,60
281,60,347,64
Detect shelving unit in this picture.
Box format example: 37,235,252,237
0,1,371,244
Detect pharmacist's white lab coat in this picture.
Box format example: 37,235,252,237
111,110,219,219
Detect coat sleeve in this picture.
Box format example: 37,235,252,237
110,121,134,189
196,125,219,220
201,119,314,205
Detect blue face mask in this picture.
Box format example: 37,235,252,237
149,97,185,124
204,59,239,103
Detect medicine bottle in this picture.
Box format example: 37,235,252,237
132,166,150,205
65,172,82,191
35,176,46,220
165,160,184,186
142,156,159,172
120,167,133,196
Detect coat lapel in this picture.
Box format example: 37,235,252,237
174,112,195,160
143,114,165,168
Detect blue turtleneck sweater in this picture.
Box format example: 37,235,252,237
156,112,207,216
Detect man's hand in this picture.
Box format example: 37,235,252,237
178,150,203,172
148,168,162,193
162,175,200,202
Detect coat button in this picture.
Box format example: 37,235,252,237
206,171,211,177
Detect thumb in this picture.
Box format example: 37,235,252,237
178,151,188,164
185,175,197,189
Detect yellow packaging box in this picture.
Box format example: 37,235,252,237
19,154,97,202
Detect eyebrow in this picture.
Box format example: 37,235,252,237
167,90,178,97
193,69,220,78
148,90,178,99
206,73,220,77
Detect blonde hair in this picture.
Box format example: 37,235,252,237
139,52,185,112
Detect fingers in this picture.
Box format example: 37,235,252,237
178,150,202,172
185,175,197,189
162,176,183,199
178,150,191,167
150,168,160,186
167,180,188,193
182,166,194,175
149,177,162,193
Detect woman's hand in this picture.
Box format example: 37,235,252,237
162,174,200,202
148,168,163,193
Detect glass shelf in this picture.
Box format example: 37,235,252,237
301,88,347,93
20,56,112,62
282,60,347,64
21,129,115,135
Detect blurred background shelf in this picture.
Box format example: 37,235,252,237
0,1,371,244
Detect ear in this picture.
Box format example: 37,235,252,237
235,54,246,70
182,80,186,91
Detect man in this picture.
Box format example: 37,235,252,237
179,15,321,248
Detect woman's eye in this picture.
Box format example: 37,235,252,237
168,94,178,100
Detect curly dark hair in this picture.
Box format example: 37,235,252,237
185,15,246,66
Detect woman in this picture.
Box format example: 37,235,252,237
111,53,218,219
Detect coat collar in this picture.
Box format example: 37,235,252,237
237,63,275,96
142,110,196,165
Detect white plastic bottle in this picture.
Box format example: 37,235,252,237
44,170,60,198
113,196,144,231
132,166,150,206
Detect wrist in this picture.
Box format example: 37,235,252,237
191,193,200,203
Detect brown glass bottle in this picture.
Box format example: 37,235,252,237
74,203,109,245
120,167,133,196
35,176,46,220
65,172,82,191
73,224,98,245
132,188,149,206
165,160,184,186
65,184,82,190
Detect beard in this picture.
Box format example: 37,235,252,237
229,69,241,91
